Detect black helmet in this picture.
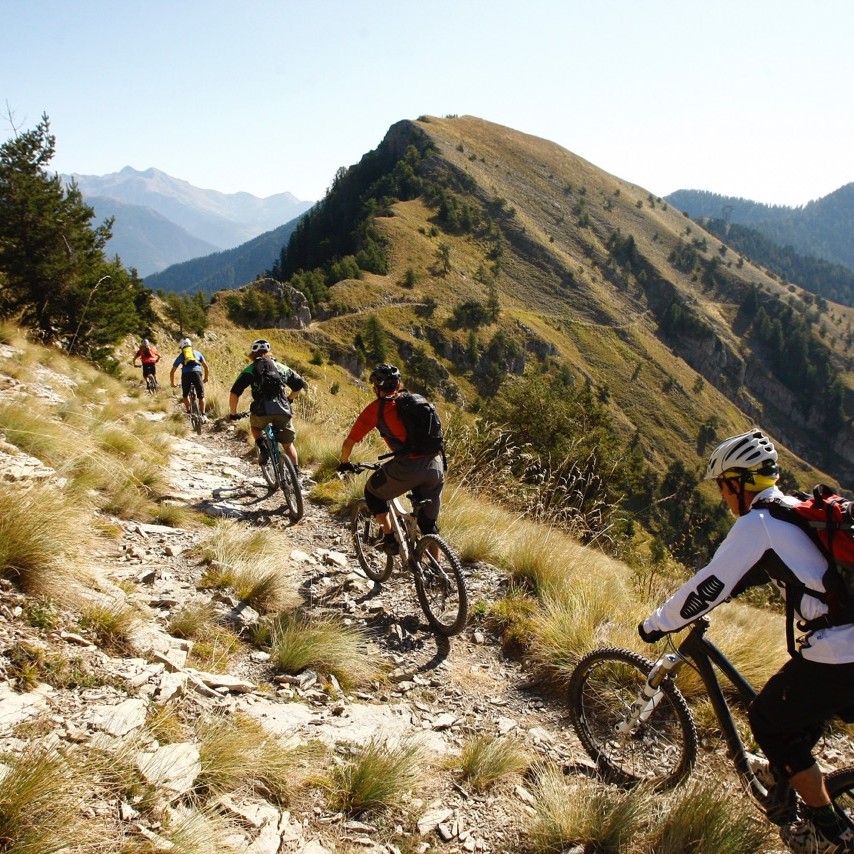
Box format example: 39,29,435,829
369,363,401,391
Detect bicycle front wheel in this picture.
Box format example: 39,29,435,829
350,501,393,582
413,534,468,636
568,647,697,789
278,454,304,522
826,768,854,828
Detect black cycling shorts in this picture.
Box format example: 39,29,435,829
749,655,854,777
181,371,204,400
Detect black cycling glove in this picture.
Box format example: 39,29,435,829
638,621,665,643
336,462,357,474
228,413,242,421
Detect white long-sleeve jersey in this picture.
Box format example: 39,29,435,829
642,485,854,664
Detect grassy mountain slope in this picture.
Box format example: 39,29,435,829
277,115,851,486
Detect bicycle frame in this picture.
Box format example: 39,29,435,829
630,617,767,800
261,424,281,466
386,495,421,567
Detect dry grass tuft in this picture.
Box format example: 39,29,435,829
525,765,653,854
641,778,774,853
0,743,98,852
0,483,91,596
195,520,298,613
453,734,531,791
268,610,385,689
79,597,141,654
194,713,298,804
326,737,424,816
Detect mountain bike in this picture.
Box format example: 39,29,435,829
144,371,159,394
235,413,303,522
344,461,467,636
567,615,854,824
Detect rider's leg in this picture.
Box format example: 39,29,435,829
364,487,396,551
180,374,192,413
248,424,269,463
269,419,297,466
751,657,854,846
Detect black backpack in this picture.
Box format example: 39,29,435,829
395,392,444,456
253,358,291,417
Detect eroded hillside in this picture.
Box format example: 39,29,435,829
296,115,852,485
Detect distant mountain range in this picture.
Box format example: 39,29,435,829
665,185,854,272
63,166,314,276
142,217,304,296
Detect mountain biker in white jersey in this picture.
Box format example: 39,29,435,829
639,429,854,854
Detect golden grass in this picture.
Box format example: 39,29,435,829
524,766,653,854
194,713,297,804
0,483,91,596
325,737,424,816
453,734,531,791
78,597,141,654
268,610,385,689
166,601,243,671
0,744,99,852
194,519,299,613
641,779,774,853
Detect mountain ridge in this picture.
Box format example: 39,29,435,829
261,113,853,488
62,166,314,275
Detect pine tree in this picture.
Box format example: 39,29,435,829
0,114,151,357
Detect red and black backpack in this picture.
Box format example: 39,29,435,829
755,485,854,648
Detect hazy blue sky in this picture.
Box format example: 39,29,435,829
3,0,852,206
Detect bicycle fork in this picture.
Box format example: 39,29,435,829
616,653,685,735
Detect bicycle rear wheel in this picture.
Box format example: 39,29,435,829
260,455,277,488
413,534,468,636
278,453,304,522
189,395,202,435
351,501,393,582
568,647,697,789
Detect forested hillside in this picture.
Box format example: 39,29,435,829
2,112,852,571
667,185,854,272
143,217,305,295
258,115,853,495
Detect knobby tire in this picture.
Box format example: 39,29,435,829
567,647,698,789
278,453,304,522
825,768,854,830
260,454,277,489
351,501,393,582
413,534,468,636
189,393,202,435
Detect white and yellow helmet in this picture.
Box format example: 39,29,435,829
705,429,779,487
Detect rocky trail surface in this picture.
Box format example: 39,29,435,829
0,396,587,853
0,376,834,852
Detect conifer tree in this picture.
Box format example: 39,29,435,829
0,114,151,358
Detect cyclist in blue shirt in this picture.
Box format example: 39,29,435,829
169,338,209,421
